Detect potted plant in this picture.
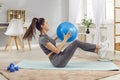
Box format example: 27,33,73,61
81,18,93,34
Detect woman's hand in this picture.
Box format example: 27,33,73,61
63,31,71,41
53,35,58,41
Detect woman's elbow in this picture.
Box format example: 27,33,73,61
55,49,60,54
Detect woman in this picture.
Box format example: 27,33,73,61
23,18,108,67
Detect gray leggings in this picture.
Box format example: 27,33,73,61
49,40,96,67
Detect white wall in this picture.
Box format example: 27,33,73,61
0,0,69,46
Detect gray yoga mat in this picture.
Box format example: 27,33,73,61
16,60,119,71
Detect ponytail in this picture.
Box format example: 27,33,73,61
23,17,45,40
23,18,37,40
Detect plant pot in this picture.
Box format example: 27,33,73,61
86,28,90,34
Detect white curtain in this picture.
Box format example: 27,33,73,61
69,0,84,24
92,0,104,44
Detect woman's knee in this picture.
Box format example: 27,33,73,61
73,40,81,44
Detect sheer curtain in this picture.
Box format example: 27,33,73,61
92,0,105,44
69,0,84,24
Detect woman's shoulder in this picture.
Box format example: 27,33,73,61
39,35,49,44
39,35,48,41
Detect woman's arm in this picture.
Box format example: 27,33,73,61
53,36,58,41
45,40,66,54
45,32,71,54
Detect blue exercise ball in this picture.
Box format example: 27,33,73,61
56,22,78,42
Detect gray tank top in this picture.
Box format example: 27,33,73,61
39,34,56,55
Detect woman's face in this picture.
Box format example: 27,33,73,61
42,21,49,31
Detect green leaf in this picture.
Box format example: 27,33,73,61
81,18,93,28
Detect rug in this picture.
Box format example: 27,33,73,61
16,59,119,71
0,73,8,80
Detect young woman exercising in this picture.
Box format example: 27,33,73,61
23,18,108,67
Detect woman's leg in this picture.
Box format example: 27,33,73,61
50,40,97,67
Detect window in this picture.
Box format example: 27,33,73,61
105,0,114,20
87,0,113,21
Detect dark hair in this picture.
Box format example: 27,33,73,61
23,17,45,40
